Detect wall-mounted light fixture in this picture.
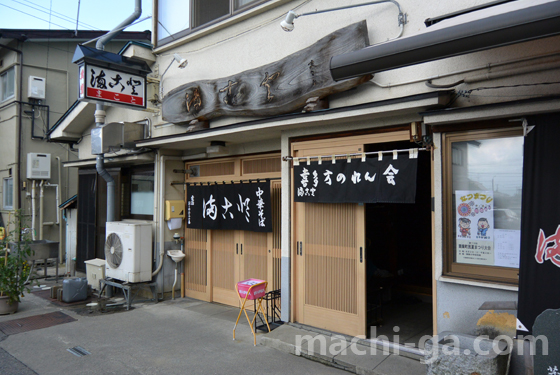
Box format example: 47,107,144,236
281,0,406,37
159,53,188,101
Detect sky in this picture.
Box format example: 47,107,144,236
0,0,153,32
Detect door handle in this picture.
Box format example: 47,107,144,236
240,244,243,255
300,241,303,257
236,243,238,254
296,242,299,256
360,247,363,263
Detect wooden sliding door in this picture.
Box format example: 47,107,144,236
292,131,409,336
183,155,282,307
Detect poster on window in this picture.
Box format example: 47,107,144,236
186,182,272,232
494,229,521,268
455,190,494,265
293,154,418,204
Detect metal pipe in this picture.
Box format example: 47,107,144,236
282,147,426,161
96,0,142,50
93,0,142,227
96,155,115,223
31,180,36,240
180,239,185,298
39,180,44,240
291,1,405,39
152,151,159,279
56,156,63,263
172,263,177,300
370,51,560,88
464,60,560,84
154,153,166,278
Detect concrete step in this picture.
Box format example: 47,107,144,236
259,324,427,375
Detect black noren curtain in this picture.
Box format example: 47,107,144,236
517,113,560,335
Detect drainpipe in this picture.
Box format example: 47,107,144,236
39,180,44,240
94,106,115,223
94,0,142,224
31,180,36,240
96,0,142,50
56,156,63,263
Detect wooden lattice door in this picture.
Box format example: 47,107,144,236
184,155,282,307
294,201,366,337
292,131,409,337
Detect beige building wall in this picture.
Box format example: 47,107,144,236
1,36,129,256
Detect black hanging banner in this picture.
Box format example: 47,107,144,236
186,181,272,232
293,153,418,204
517,113,560,335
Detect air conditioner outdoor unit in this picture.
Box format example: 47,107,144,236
104,221,152,283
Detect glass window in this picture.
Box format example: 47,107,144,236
235,0,258,10
444,128,523,283
130,172,155,215
157,0,190,42
157,0,265,45
194,0,229,27
1,67,15,101
3,177,14,209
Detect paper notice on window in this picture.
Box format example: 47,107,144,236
494,229,520,268
457,239,494,265
455,190,495,266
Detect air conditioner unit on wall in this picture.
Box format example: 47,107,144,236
104,221,152,283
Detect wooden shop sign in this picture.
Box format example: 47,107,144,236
162,21,371,124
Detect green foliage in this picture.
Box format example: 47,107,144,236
0,210,34,305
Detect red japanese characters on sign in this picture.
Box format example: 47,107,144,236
535,225,560,268
80,63,145,108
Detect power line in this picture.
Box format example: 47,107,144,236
19,0,100,30
0,3,71,29
9,0,101,30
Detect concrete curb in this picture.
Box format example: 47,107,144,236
260,324,427,375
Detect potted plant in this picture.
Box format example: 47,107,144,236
0,211,34,315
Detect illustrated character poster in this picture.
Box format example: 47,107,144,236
455,190,494,266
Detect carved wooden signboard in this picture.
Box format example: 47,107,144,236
162,21,372,124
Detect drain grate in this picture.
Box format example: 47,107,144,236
67,346,91,357
0,311,76,335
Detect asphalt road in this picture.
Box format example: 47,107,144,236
0,287,346,375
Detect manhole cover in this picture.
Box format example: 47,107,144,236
0,311,76,335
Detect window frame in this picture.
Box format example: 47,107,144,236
442,127,523,285
1,67,16,102
3,177,14,210
156,0,270,47
121,165,155,221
